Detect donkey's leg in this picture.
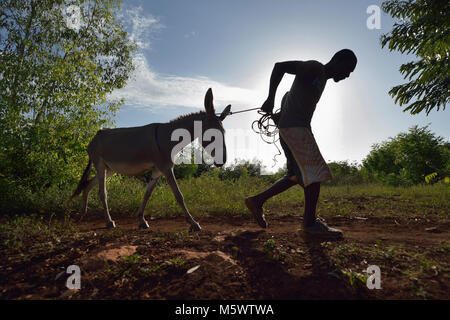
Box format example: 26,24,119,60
80,170,114,221
137,172,161,229
79,176,97,221
163,169,201,231
96,161,115,229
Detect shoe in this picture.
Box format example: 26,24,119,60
245,197,267,228
303,219,343,238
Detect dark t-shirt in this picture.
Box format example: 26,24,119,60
278,60,327,129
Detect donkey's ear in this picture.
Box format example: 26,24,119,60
219,105,231,121
204,88,215,117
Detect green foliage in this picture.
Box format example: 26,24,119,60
381,0,449,114
194,162,215,177
341,269,368,288
172,144,210,179
167,257,185,267
218,159,263,180
424,172,437,184
231,246,240,259
0,0,136,190
362,125,449,185
1,173,448,221
173,162,198,180
325,161,365,186
123,253,141,264
263,238,286,261
0,213,75,253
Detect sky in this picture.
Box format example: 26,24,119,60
110,0,449,172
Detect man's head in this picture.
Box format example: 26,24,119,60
326,49,357,82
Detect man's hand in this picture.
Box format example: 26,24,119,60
271,112,281,126
261,98,275,113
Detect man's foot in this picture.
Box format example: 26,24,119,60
245,197,267,228
303,219,343,238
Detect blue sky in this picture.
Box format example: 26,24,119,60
111,0,449,172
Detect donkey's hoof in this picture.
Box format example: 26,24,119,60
106,220,116,229
139,220,149,229
190,223,202,232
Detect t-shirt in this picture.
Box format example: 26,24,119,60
278,60,327,129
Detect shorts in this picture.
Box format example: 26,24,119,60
279,127,332,187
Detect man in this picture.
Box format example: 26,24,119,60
245,49,357,238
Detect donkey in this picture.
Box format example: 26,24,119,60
65,88,231,231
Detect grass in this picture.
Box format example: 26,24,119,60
0,176,448,244
0,213,76,254
323,239,449,299
8,175,442,221
1,177,448,250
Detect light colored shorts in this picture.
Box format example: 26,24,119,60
279,127,332,187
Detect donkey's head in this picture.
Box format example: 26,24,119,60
202,88,231,167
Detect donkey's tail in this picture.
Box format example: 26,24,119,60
64,160,92,207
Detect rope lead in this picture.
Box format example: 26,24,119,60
251,109,282,169
220,106,283,170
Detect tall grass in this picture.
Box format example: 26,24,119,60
1,175,448,220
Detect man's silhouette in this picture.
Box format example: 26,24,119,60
245,49,357,238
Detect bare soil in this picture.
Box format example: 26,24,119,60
1,213,449,299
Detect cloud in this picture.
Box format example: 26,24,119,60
111,6,261,111
111,53,260,110
184,31,197,39
118,6,163,50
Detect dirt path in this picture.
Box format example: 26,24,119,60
79,213,450,244
1,214,449,299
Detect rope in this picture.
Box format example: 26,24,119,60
215,106,260,116
218,106,283,169
229,107,260,115
251,109,282,168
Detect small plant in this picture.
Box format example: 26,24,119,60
123,253,141,264
231,246,240,259
139,267,152,275
424,172,437,184
439,242,450,253
382,247,395,260
175,230,189,239
149,262,168,273
264,239,276,250
320,241,332,248
100,228,124,242
263,239,286,262
414,284,432,300
342,269,368,288
168,257,185,267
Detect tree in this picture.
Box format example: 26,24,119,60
218,159,264,181
381,0,449,115
0,0,135,189
326,161,364,185
362,125,449,185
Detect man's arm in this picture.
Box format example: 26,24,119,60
261,61,305,113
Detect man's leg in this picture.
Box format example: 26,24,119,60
302,181,343,238
248,176,297,206
303,182,320,226
245,176,297,228
287,176,321,226
246,133,300,228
